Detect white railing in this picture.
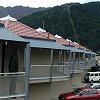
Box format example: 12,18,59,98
85,59,96,69
86,61,92,66
30,65,51,79
0,72,25,99
71,61,84,73
52,64,70,77
30,64,70,81
91,60,96,66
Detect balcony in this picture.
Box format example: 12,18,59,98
29,64,70,83
52,64,70,81
91,59,96,67
71,61,84,73
0,72,25,99
85,59,96,70
85,60,92,69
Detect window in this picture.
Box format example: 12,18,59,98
90,74,94,76
71,88,81,94
94,85,100,89
89,90,98,95
95,74,98,76
86,83,93,88
80,90,89,95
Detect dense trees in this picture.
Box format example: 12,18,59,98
19,2,100,54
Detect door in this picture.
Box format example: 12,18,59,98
76,90,90,100
88,89,99,100
89,74,95,81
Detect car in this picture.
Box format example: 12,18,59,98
86,83,100,90
84,72,100,82
58,87,100,100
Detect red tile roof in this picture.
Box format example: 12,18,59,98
0,19,74,46
74,42,85,49
0,16,84,49
0,20,48,39
54,37,70,46
39,32,75,46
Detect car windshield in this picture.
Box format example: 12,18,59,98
71,88,82,94
86,83,93,87
84,73,90,78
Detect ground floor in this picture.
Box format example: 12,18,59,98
29,73,84,100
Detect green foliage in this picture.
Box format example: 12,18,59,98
19,2,100,53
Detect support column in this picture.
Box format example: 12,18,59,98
24,43,31,100
50,49,53,82
83,52,85,70
69,51,72,77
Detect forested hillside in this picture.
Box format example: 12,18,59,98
0,6,46,19
19,2,100,53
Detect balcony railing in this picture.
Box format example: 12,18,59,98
0,72,25,99
71,61,84,73
86,61,92,66
91,59,96,67
85,59,96,69
52,64,70,79
29,64,70,83
85,60,92,69
30,65,50,81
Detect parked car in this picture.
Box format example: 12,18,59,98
86,83,100,90
84,72,100,82
58,87,100,100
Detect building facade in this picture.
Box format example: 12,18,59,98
0,16,96,100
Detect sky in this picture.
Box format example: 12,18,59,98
0,0,99,8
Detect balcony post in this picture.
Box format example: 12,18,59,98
83,52,85,70
85,53,87,68
24,43,31,100
69,51,72,76
73,52,76,69
90,53,92,66
50,49,53,82
58,50,62,65
78,53,80,69
71,52,75,78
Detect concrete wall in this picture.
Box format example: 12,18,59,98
51,73,82,99
29,72,83,100
51,80,72,99
29,82,51,100
71,73,83,89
